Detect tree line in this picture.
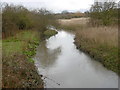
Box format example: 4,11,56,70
88,1,119,26
2,3,58,38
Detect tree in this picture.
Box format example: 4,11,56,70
62,10,69,14
89,1,118,26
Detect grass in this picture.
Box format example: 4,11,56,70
2,29,58,88
75,26,118,73
44,30,58,38
3,41,24,56
58,18,89,31
2,30,44,88
59,18,119,74
3,30,40,56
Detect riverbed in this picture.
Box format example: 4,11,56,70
34,30,118,88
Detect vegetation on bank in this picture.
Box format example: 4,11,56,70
55,11,85,19
2,4,58,39
89,2,118,26
44,30,58,39
2,29,58,88
2,30,44,88
2,3,58,88
74,26,118,73
59,1,119,74
59,19,119,74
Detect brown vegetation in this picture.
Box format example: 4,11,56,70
55,11,85,19
59,17,119,73
2,4,58,39
2,54,43,88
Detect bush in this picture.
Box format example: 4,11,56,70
89,2,118,26
2,4,58,38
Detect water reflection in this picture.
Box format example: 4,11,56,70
35,41,61,68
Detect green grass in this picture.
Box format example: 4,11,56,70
3,29,57,62
3,41,24,56
2,30,44,88
2,30,40,57
44,30,58,38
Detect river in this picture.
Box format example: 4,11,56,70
34,30,118,88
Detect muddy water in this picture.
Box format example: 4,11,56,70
34,30,118,88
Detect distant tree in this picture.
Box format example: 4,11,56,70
84,11,89,17
61,10,69,14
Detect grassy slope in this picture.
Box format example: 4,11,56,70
2,29,58,88
2,30,43,88
59,18,119,74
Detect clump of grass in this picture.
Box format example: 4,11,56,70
44,30,58,38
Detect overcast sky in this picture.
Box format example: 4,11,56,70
1,0,119,13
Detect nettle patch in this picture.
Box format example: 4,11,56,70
23,41,39,63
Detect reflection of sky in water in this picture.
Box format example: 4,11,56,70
34,31,118,88
59,31,67,38
34,41,61,69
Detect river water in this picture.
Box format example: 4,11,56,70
34,30,118,88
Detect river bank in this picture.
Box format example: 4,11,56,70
34,30,118,88
59,18,119,74
74,26,118,74
2,30,57,88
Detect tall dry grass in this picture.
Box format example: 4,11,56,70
59,18,118,48
58,18,89,31
59,18,89,26
76,26,118,47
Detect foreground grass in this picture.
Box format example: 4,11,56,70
2,30,43,88
59,18,119,74
2,29,58,88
